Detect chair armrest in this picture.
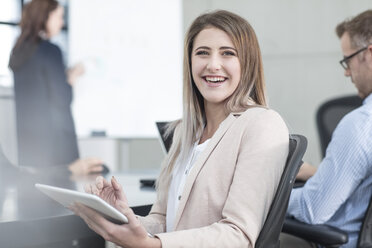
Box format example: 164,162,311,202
293,179,306,188
282,218,348,247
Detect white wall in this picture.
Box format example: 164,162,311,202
183,0,371,165
69,0,183,137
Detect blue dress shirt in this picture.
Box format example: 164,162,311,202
287,94,372,248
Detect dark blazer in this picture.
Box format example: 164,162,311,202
10,40,79,167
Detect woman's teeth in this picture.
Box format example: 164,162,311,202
205,76,226,83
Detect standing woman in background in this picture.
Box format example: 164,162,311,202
9,0,103,175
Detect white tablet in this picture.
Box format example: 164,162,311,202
35,183,128,224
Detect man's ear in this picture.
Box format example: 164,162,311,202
367,44,372,69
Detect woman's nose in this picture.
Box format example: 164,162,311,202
206,55,222,72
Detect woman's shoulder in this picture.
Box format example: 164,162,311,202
39,39,56,48
38,40,62,55
232,106,288,135
234,106,284,122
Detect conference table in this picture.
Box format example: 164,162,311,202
0,165,157,248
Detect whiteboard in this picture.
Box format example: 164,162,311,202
68,0,183,137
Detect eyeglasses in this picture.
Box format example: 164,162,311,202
339,46,368,70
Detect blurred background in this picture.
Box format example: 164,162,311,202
0,0,371,172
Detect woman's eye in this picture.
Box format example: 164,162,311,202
222,50,236,56
195,50,208,55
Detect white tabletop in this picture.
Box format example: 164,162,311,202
115,173,157,207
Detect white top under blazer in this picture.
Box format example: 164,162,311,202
166,139,210,232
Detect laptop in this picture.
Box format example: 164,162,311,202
155,121,173,154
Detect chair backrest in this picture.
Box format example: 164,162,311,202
255,134,307,248
357,195,372,248
316,95,362,158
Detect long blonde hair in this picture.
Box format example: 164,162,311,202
156,10,267,200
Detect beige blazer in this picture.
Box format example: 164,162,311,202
139,107,289,248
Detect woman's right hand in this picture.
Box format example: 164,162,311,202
85,176,128,207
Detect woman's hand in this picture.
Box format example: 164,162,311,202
67,63,85,86
85,176,128,209
68,158,104,175
71,197,161,248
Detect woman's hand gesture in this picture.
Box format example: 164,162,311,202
85,176,128,208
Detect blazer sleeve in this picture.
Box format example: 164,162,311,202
155,110,289,247
137,200,167,235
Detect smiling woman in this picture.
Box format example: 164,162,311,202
72,10,289,248
191,27,241,110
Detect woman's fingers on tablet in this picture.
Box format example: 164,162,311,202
67,204,76,213
73,203,110,240
116,201,138,224
111,176,122,191
118,204,149,240
121,205,136,222
97,176,112,192
112,176,128,202
86,183,99,195
117,200,129,211
95,176,105,190
84,180,99,194
84,183,95,194
83,184,90,193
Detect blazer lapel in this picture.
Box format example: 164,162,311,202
173,113,238,230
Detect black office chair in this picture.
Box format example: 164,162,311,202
282,95,372,248
255,134,307,248
283,196,372,248
316,95,362,158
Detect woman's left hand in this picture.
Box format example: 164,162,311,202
71,200,161,248
67,63,85,86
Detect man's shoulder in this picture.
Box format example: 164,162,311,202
331,104,372,155
338,104,372,131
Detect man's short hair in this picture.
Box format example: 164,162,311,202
336,10,372,48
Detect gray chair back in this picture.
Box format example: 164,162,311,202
255,134,307,248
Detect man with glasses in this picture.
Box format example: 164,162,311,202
281,10,372,248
